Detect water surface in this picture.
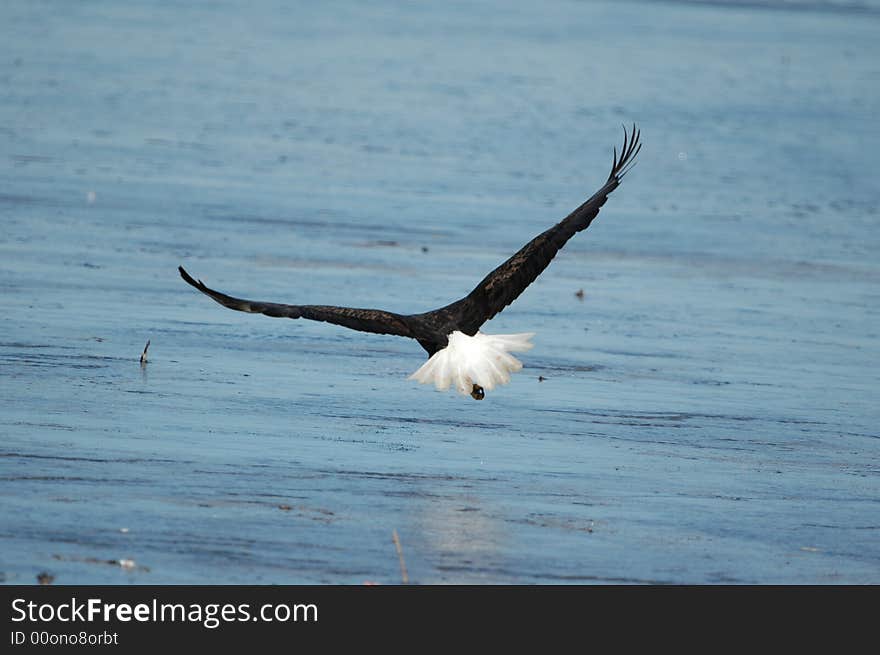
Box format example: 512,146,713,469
1,0,878,583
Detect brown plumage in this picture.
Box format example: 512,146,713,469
180,125,641,362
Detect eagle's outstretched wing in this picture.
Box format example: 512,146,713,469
178,266,416,338
426,124,640,335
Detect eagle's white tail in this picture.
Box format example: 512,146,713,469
409,331,535,396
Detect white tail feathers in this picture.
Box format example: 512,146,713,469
409,331,535,396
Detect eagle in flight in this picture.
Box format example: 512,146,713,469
180,125,641,400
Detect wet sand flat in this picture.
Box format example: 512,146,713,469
1,0,878,583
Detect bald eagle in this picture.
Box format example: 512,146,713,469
180,125,641,400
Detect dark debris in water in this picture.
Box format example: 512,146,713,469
36,571,55,585
52,553,150,573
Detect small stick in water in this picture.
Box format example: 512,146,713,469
392,529,409,584
139,339,151,365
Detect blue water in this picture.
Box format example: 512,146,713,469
1,0,878,583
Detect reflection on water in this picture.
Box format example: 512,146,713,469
413,495,505,582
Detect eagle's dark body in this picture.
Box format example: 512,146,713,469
179,126,641,397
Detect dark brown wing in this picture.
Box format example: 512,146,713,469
425,124,640,335
178,266,416,338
